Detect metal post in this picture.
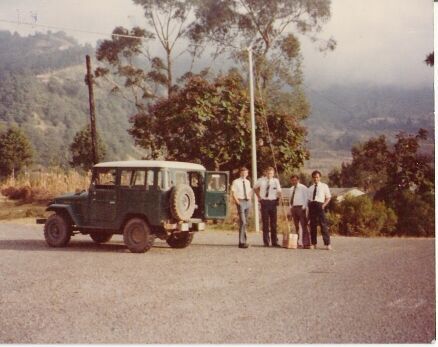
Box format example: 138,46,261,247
85,55,98,165
247,47,260,233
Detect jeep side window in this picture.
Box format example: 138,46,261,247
146,170,154,189
132,170,146,188
96,168,116,188
120,170,132,187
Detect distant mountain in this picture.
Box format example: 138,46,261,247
0,30,142,167
304,84,434,171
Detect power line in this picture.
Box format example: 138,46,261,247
0,18,146,41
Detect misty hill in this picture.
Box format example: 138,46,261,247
0,30,141,167
303,84,434,171
0,30,434,171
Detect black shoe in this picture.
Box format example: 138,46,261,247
272,244,282,248
263,244,270,247
239,243,249,248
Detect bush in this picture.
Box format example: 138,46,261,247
391,190,434,237
335,194,397,237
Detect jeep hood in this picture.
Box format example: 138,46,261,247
53,191,89,203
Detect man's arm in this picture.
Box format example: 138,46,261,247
276,179,282,199
253,180,261,200
322,184,331,209
230,180,240,205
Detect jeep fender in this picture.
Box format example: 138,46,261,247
46,204,80,226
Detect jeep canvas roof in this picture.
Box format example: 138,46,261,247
94,160,206,171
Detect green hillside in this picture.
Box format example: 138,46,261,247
0,30,141,167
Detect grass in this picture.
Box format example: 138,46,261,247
0,168,91,203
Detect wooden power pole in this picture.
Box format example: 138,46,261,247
85,55,98,165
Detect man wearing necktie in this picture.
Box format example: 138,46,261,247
231,167,253,248
290,175,310,248
307,170,332,250
254,167,282,247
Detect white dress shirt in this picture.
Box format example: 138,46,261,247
290,183,308,207
307,182,331,203
254,177,281,200
231,178,252,200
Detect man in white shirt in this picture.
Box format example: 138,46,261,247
290,175,310,249
307,170,332,250
231,167,253,248
254,166,282,247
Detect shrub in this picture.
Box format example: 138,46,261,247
336,194,397,237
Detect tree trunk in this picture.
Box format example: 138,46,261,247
166,50,172,98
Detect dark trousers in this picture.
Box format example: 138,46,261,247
292,206,310,247
261,200,278,246
237,200,250,245
308,201,330,246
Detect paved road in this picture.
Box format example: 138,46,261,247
0,223,435,343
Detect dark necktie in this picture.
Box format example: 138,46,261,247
291,186,296,205
265,180,270,198
312,184,318,201
242,179,248,200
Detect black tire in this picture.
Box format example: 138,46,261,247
123,218,155,253
166,232,194,249
89,232,112,244
170,184,196,221
44,214,71,247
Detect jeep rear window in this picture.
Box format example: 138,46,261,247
175,171,188,185
95,168,116,187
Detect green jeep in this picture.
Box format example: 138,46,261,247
37,161,229,253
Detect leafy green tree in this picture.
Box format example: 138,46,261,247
0,127,33,178
96,0,195,100
331,129,434,236
69,127,106,171
331,135,390,191
190,0,335,90
129,72,308,171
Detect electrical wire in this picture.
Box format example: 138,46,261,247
0,18,147,40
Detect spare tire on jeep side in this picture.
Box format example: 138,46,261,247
170,184,196,221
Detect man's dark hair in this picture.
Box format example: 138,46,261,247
239,166,248,172
311,170,322,177
290,174,300,180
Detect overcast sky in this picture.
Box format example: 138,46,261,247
0,0,433,89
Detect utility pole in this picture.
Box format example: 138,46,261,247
85,55,98,165
247,47,260,233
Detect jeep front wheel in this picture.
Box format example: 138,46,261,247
90,232,112,244
123,218,155,253
170,184,196,221
44,214,71,247
166,232,194,249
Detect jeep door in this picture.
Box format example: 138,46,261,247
117,169,161,227
89,168,117,226
204,171,228,219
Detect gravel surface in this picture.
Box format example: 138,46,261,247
0,223,435,343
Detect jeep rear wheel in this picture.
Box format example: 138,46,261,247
166,232,194,249
170,184,196,221
90,232,112,244
44,214,71,247
123,218,155,253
